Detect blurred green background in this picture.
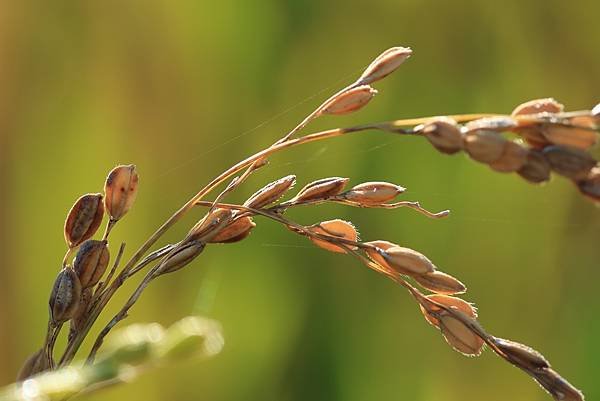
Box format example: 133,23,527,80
0,0,599,400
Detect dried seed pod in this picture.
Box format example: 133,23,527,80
464,116,518,133
464,130,507,163
358,47,412,84
293,177,349,202
420,118,464,154
517,150,551,183
160,241,205,274
493,338,549,370
380,246,436,276
542,146,596,180
73,240,110,288
488,140,529,173
104,164,139,221
71,287,93,332
541,120,598,150
511,98,564,116
512,98,564,149
309,219,358,253
16,349,52,381
413,271,467,295
341,181,405,205
321,85,378,115
364,240,398,270
188,208,234,242
49,267,82,325
576,166,600,202
209,216,256,243
438,313,485,356
420,294,477,328
64,193,104,248
243,175,296,209
533,368,584,401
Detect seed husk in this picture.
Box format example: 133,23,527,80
542,146,596,180
512,98,564,117
321,86,378,115
16,349,52,381
414,271,466,295
341,181,405,205
420,294,477,328
421,118,464,154
364,240,398,270
71,287,93,333
532,368,584,401
489,140,529,173
438,313,485,356
209,216,256,243
293,177,349,202
104,164,139,222
512,99,564,148
160,241,205,274
592,102,600,117
243,175,296,209
49,267,82,325
517,150,551,183
541,120,598,150
464,130,507,163
64,193,104,248
576,166,600,202
188,208,234,242
358,46,412,85
309,219,358,253
493,338,549,370
73,240,110,288
381,246,436,276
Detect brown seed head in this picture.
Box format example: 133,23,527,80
542,146,596,180
72,287,93,332
243,175,296,209
64,193,104,248
576,166,600,202
293,177,349,202
414,271,467,295
493,338,549,370
420,294,478,328
380,246,436,276
489,140,529,173
511,98,564,116
358,47,412,85
541,121,598,150
16,349,52,381
73,240,110,288
209,216,256,243
321,86,377,115
438,313,485,356
464,130,507,163
309,219,358,254
49,267,82,325
517,150,551,183
364,240,398,271
532,369,584,401
188,208,234,242
341,181,405,205
104,164,139,222
420,118,464,154
160,241,205,274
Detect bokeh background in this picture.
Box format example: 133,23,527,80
0,1,599,400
